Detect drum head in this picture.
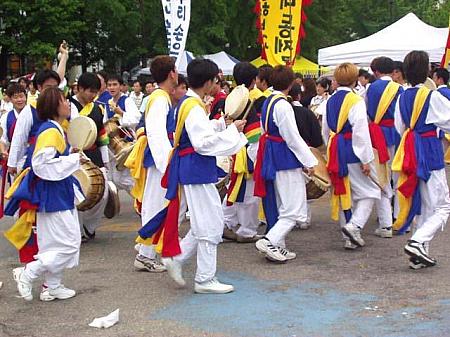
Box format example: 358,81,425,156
67,116,97,150
216,156,231,175
309,147,330,185
0,127,3,139
372,149,389,188
424,77,437,90
225,85,249,119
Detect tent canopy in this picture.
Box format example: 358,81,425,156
251,56,328,76
318,13,448,66
201,51,240,76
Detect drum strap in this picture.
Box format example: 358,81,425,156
392,86,431,233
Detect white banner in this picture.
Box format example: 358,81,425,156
161,0,191,67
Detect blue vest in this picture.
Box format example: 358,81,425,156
143,91,175,168
326,90,360,164
366,79,402,147
106,95,127,119
6,110,17,143
176,95,217,185
23,106,44,169
399,88,444,172
261,94,303,171
438,86,450,101
11,122,78,213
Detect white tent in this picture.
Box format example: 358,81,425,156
136,51,195,77
318,13,448,66
201,51,240,76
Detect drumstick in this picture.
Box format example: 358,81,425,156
311,173,329,185
241,99,255,121
368,173,387,196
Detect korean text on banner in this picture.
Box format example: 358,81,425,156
161,0,191,67
255,0,311,66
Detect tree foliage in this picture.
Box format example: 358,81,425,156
0,0,449,76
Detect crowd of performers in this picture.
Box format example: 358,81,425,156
2,44,450,301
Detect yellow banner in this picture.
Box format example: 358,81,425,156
259,0,304,66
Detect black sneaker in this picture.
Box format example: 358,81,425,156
83,225,96,240
404,240,436,267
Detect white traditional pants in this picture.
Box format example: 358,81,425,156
175,183,223,283
24,209,81,289
338,163,380,230
411,168,450,248
223,179,260,237
266,168,307,248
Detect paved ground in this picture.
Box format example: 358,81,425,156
1,191,450,337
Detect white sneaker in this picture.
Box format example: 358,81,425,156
344,239,357,250
161,257,186,287
279,247,296,260
404,240,436,267
375,227,393,238
255,238,287,263
194,277,234,294
342,224,365,247
0,281,2,289
47,285,76,300
39,287,55,302
12,267,33,301
134,243,142,253
297,221,311,230
134,255,167,273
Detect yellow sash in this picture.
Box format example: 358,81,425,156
327,91,362,221
374,81,400,123
144,89,171,117
4,210,36,250
391,86,430,230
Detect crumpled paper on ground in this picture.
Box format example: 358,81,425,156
88,309,119,329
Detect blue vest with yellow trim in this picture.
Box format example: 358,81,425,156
399,88,444,172
6,109,17,143
438,86,450,101
23,106,44,169
326,90,360,164
13,122,77,213
366,79,402,147
177,95,217,185
106,95,127,119
261,94,303,171
143,90,175,168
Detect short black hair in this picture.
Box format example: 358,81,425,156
433,67,449,85
18,77,28,85
107,74,124,85
96,70,109,82
288,82,302,101
177,74,188,88
294,72,303,80
132,80,141,86
358,69,370,79
187,59,219,89
393,61,405,78
35,69,61,87
316,77,331,92
233,62,258,88
270,65,294,91
404,50,429,86
257,65,273,87
370,57,395,74
6,83,26,97
77,72,101,91
150,55,176,84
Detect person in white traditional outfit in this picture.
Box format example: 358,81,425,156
222,62,264,243
12,87,82,301
68,72,110,241
393,51,450,269
322,63,381,250
105,74,141,192
254,65,317,263
366,57,404,238
134,55,179,273
162,59,247,294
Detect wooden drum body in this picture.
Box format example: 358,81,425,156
305,147,331,200
74,159,105,211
